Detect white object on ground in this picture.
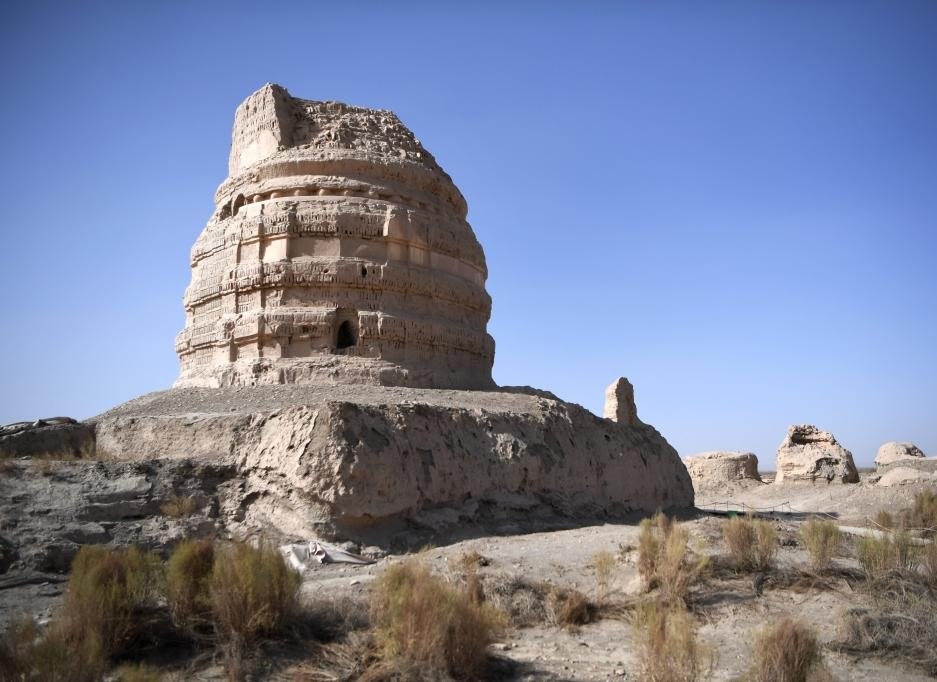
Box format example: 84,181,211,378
280,541,375,572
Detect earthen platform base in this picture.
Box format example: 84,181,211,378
90,385,694,541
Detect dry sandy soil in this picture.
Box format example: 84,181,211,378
2,473,934,681
269,509,931,682
693,474,931,527
224,471,932,682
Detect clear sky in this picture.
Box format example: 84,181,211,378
1,2,935,466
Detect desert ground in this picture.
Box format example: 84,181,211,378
272,474,936,682
2,459,935,681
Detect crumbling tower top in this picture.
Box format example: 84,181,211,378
175,84,495,389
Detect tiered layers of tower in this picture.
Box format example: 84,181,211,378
175,84,495,389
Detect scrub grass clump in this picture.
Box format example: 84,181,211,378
638,512,709,605
854,531,919,579
723,515,778,571
546,587,593,629
902,490,937,537
210,540,302,673
800,517,841,571
59,545,163,660
836,572,937,676
161,493,197,518
166,537,215,632
0,615,101,682
632,599,710,682
751,616,827,682
369,561,504,680
0,545,163,682
591,549,617,599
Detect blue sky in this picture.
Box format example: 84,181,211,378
1,2,935,466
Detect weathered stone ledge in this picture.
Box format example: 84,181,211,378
90,385,694,541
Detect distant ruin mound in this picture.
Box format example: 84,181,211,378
775,424,859,485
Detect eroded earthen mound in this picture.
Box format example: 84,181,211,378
774,424,859,485
683,451,761,488
91,385,694,540
874,441,925,467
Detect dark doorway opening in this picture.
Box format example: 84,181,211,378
336,320,357,349
232,194,246,216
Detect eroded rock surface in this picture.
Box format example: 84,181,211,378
874,456,937,487
91,385,694,541
877,466,937,487
774,424,859,485
874,441,926,467
0,458,240,630
0,459,233,576
175,84,495,390
0,418,94,460
603,377,639,426
683,451,761,489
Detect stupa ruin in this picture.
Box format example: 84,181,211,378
82,84,693,541
175,84,494,390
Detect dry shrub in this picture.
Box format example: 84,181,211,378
483,572,628,628
59,545,163,659
169,536,301,665
0,615,99,682
874,491,937,536
480,573,548,627
873,509,894,530
591,549,616,599
753,519,779,570
892,531,919,572
657,524,709,606
836,574,937,675
632,600,709,682
638,513,708,604
638,513,666,588
901,490,937,537
210,540,300,667
855,531,919,579
722,514,778,571
0,545,162,682
3,539,305,682
751,616,825,682
455,550,488,573
294,629,375,681
166,537,215,632
0,616,38,681
854,535,891,579
369,561,503,680
161,494,196,518
800,517,841,571
723,515,756,570
302,594,371,642
546,587,593,628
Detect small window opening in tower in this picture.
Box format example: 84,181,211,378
336,320,357,349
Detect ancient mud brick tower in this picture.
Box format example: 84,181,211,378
175,84,495,389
